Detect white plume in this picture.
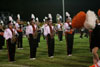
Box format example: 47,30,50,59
1,20,3,24
48,13,52,19
36,17,39,22
84,10,97,30
45,16,47,20
60,16,62,19
66,12,70,17
9,16,13,21
17,14,20,20
31,14,35,19
56,14,62,21
27,21,30,25
13,21,16,24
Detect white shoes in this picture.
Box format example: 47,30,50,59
18,48,23,50
60,41,63,42
68,54,72,56
49,56,54,58
30,58,36,60
0,50,3,51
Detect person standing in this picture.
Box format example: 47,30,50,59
0,21,5,50
36,17,41,45
42,17,48,40
4,21,18,62
56,14,63,42
57,20,63,42
64,18,74,56
15,14,23,49
26,18,38,60
44,18,55,58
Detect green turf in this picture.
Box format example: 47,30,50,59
0,34,96,67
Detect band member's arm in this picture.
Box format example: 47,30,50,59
26,27,29,36
25,26,32,38
64,23,70,32
44,27,48,37
15,23,19,30
53,26,56,32
4,29,9,40
13,29,18,36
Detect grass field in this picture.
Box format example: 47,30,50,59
0,34,96,67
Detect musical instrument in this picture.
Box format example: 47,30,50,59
33,27,38,39
50,27,56,39
11,30,17,44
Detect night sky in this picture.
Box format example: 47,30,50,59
0,0,99,21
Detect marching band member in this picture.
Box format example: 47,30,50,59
0,21,5,50
56,14,63,41
26,21,30,37
44,17,55,58
36,17,41,45
15,14,23,49
42,17,48,40
64,17,74,56
4,20,18,62
26,16,38,60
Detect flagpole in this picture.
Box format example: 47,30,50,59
62,0,65,23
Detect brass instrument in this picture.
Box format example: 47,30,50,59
58,23,63,31
33,27,38,39
11,30,17,44
50,27,56,39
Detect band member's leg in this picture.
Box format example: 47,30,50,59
18,35,20,48
29,34,34,58
20,32,23,48
7,39,15,61
58,31,60,41
69,34,74,54
2,38,5,49
33,47,37,58
47,34,51,57
59,31,63,41
0,38,5,50
50,38,55,56
18,32,23,48
33,38,38,58
12,43,16,61
37,30,41,43
80,31,83,38
92,47,99,64
67,34,70,55
67,34,73,55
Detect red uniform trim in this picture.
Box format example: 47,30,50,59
17,30,22,32
0,32,4,36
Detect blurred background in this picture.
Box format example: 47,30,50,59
0,0,99,22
